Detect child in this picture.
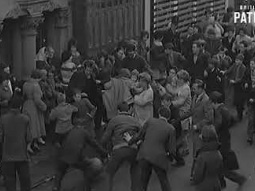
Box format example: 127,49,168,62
50,92,78,145
72,90,97,138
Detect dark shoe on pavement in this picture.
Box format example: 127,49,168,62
238,176,247,187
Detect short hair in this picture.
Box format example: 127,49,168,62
158,106,171,120
67,38,78,51
31,70,42,79
227,7,234,13
117,101,129,112
57,92,66,104
201,125,218,142
61,51,72,63
140,30,149,39
153,30,164,40
177,70,190,82
239,27,246,34
192,41,200,48
193,79,205,89
209,91,223,104
208,58,220,67
162,94,172,102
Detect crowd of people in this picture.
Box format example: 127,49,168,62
0,7,254,191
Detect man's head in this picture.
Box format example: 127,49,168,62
187,25,194,35
158,106,171,120
83,60,97,77
192,41,200,55
126,43,136,58
192,79,205,96
161,94,172,108
209,91,223,108
239,27,246,36
250,58,255,69
57,92,66,105
208,58,219,70
153,31,164,41
72,89,82,103
139,72,151,89
1,63,10,74
117,101,130,113
164,42,174,54
201,125,218,142
235,54,244,65
45,46,55,59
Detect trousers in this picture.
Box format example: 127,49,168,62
106,147,139,191
2,161,31,191
139,159,171,191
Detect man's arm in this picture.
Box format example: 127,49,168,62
101,119,115,146
129,121,148,145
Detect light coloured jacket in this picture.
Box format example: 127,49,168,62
133,86,153,126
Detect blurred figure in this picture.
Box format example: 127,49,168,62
192,125,223,191
0,96,31,191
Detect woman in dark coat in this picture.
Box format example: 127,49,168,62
192,125,223,191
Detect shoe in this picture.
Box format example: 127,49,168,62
38,138,46,145
238,177,247,187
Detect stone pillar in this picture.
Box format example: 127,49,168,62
54,8,69,59
20,16,44,80
12,21,23,80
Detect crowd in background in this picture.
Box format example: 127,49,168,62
0,7,255,191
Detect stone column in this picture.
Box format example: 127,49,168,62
54,8,69,58
12,21,23,80
20,16,44,80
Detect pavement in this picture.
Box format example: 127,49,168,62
0,109,255,191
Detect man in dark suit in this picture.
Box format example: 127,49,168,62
186,41,208,82
164,42,186,71
0,95,31,191
128,107,176,191
101,102,141,191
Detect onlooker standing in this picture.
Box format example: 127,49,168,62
128,107,176,191
0,95,31,191
67,38,82,66
22,70,47,153
137,31,149,61
150,31,166,73
225,54,246,120
122,43,150,74
244,59,255,144
0,73,12,116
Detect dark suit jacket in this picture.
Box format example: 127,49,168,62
205,68,223,94
191,92,213,130
186,53,208,81
244,67,255,100
205,37,222,56
150,44,167,72
130,118,176,170
165,51,186,70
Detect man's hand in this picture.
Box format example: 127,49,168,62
245,83,249,89
249,98,254,103
123,132,133,142
230,80,235,84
